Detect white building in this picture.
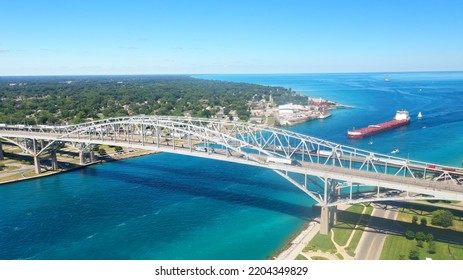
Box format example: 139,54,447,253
278,103,309,115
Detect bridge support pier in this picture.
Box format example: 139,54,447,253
0,141,4,160
320,206,337,235
34,155,41,174
32,139,41,174
50,151,58,171
89,150,95,163
79,151,85,165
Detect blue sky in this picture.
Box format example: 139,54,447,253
1,0,462,75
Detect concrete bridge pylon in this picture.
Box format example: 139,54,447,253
0,141,4,161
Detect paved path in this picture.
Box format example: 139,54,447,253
328,204,370,260
275,222,320,260
278,204,369,260
355,203,399,259
0,164,34,179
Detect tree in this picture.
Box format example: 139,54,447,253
426,233,434,242
412,215,419,224
0,76,304,125
431,210,454,228
415,231,426,241
200,109,212,118
114,146,123,152
405,230,415,240
416,240,424,248
98,148,107,156
0,161,5,171
92,145,100,151
427,241,436,254
408,247,419,260
420,217,427,226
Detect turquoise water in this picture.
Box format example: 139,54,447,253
198,72,463,166
1,72,463,259
0,154,313,259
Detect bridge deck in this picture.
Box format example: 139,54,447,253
2,122,463,204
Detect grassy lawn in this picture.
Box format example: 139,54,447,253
364,205,374,215
346,205,374,256
349,204,367,214
4,165,21,172
397,207,463,232
345,225,365,256
305,203,373,255
0,164,21,172
381,235,463,260
311,256,329,260
294,254,308,260
0,170,37,183
332,224,354,246
380,202,463,260
0,173,23,182
332,204,367,246
303,232,336,253
98,144,120,154
380,235,417,260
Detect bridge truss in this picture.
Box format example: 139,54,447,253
1,116,463,233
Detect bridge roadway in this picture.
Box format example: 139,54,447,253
2,129,463,204
3,119,463,235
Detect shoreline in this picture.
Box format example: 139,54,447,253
0,149,159,186
0,161,101,186
271,219,320,260
276,101,355,127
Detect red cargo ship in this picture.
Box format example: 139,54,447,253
348,110,410,139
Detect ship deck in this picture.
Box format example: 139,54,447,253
348,119,409,138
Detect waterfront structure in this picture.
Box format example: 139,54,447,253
277,103,313,125
1,115,463,234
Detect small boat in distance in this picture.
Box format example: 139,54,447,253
417,112,423,119
384,78,390,82
391,149,400,154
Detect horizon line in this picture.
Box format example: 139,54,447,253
1,70,463,78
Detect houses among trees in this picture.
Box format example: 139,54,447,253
0,75,306,126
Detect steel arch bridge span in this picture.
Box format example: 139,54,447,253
1,115,463,209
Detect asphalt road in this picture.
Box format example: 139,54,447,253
355,203,399,260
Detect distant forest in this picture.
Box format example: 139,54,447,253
0,75,307,125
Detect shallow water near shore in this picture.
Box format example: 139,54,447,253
1,72,463,259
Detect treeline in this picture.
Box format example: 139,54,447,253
0,75,307,125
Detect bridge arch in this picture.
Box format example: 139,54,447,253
2,116,463,233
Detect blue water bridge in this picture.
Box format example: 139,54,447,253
1,116,463,234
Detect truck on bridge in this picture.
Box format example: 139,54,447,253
266,156,301,166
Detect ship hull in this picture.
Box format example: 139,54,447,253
348,119,410,139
